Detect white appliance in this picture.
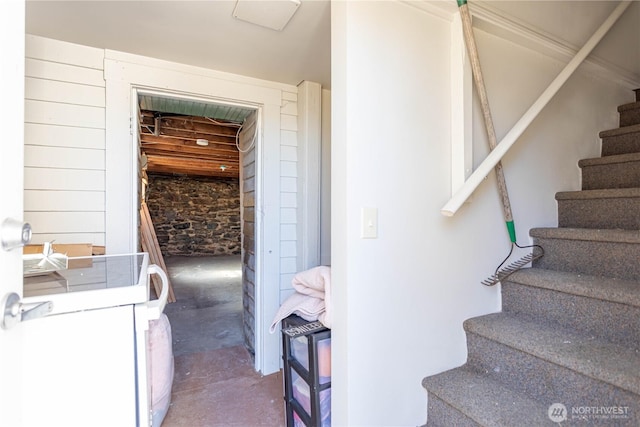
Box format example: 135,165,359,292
20,252,169,426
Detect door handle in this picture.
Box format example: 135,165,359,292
1,217,32,251
1,292,53,330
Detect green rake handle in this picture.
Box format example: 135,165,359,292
457,0,517,243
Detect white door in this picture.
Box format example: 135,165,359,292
0,10,140,417
0,0,27,424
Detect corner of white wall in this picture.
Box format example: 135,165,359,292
296,80,322,271
320,88,332,267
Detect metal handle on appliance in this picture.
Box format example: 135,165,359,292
146,264,169,320
1,292,53,330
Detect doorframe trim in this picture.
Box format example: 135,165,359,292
296,81,322,270
104,53,285,374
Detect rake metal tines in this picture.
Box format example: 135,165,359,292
481,243,544,286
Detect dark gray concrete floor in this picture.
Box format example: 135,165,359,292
163,254,244,357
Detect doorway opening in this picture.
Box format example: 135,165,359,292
135,91,259,358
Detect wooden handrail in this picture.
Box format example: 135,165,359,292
441,0,632,217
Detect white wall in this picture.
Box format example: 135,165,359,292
331,2,633,426
321,88,332,266
24,35,106,246
279,89,301,303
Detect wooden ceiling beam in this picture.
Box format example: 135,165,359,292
144,150,240,167
141,110,241,125
146,155,239,170
140,134,239,152
147,164,237,178
146,155,239,178
146,128,236,144
144,151,240,169
140,132,238,147
140,122,240,141
140,113,241,137
162,118,241,135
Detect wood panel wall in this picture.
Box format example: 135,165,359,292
241,111,257,355
24,35,106,246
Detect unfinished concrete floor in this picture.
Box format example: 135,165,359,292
161,255,285,426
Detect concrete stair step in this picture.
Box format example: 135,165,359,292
556,188,640,229
465,314,640,409
600,124,640,156
579,152,640,190
423,367,551,427
530,227,640,281
502,268,640,347
619,101,640,127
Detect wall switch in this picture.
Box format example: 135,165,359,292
360,207,378,239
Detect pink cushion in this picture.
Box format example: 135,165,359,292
148,313,174,426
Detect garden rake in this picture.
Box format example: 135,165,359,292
456,0,543,286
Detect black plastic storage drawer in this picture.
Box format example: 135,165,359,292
282,315,331,427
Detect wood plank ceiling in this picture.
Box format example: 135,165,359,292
139,110,243,179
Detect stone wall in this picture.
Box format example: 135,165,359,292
146,174,241,256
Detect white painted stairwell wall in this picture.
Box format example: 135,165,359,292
331,2,635,426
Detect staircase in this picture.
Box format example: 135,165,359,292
422,90,640,426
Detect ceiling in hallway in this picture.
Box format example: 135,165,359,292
26,0,332,89
24,1,639,94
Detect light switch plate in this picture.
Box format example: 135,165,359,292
360,207,378,239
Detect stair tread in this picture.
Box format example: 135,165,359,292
426,95,640,424
618,101,640,112
424,366,551,426
464,313,640,395
555,187,640,200
530,227,640,243
578,152,640,167
507,268,640,309
599,123,640,138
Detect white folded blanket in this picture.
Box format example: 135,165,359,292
270,265,331,333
